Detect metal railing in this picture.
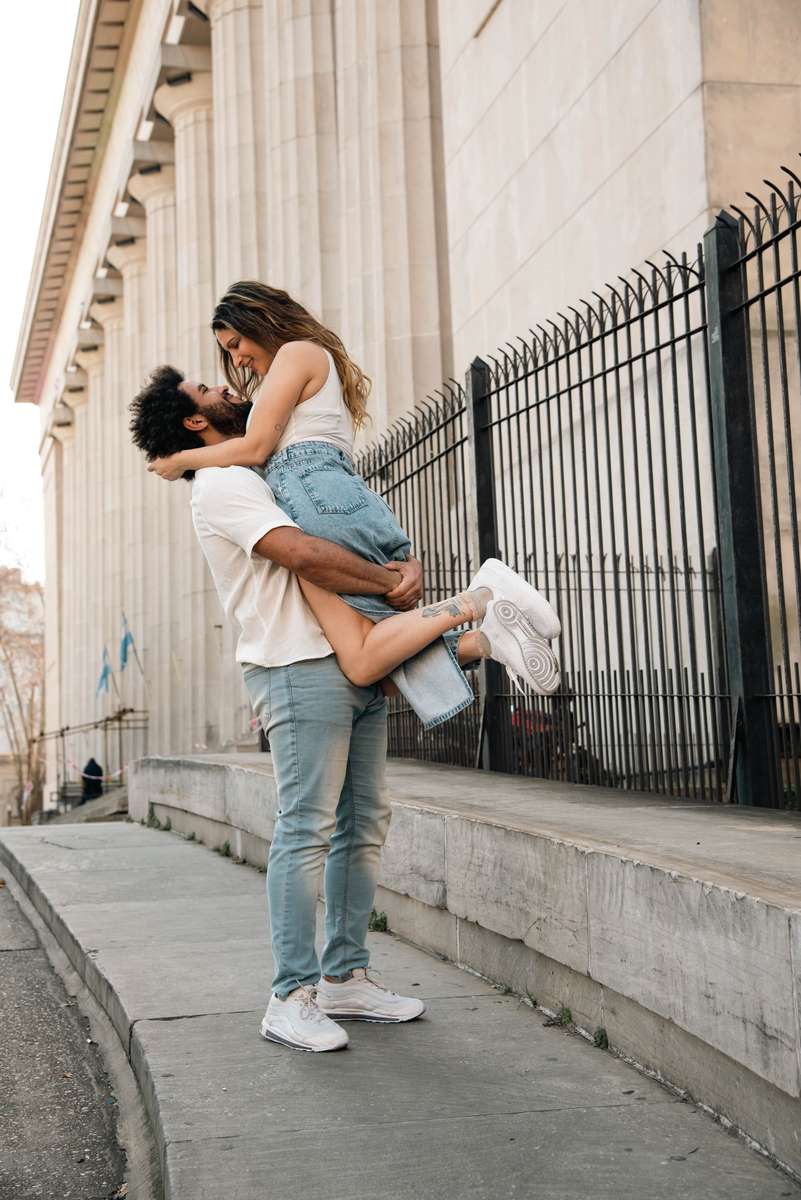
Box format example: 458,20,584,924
357,161,801,810
731,175,801,808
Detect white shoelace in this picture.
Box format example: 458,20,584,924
296,986,328,1023
355,968,398,997
505,666,526,695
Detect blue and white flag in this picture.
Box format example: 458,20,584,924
96,646,112,696
119,613,135,672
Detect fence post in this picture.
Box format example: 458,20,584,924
464,356,505,771
703,212,776,806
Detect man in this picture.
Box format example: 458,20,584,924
130,367,437,1053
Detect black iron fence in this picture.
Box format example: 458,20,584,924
357,164,801,810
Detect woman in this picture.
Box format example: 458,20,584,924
147,282,561,711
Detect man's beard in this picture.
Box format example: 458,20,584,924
203,397,253,438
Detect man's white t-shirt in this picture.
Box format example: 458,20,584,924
190,466,332,668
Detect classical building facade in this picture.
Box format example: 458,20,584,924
13,0,801,803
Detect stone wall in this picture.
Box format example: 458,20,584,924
438,0,801,371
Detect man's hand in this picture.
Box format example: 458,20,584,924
385,558,423,611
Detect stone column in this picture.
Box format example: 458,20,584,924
55,409,76,773
88,300,125,729
105,240,150,759
40,434,62,805
127,167,179,756
334,0,452,429
155,76,225,751
264,0,340,327
65,369,95,759
206,7,274,746
209,0,269,286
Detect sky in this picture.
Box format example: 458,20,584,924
0,0,82,583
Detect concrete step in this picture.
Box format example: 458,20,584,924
128,753,801,1181
48,789,128,825
0,822,797,1200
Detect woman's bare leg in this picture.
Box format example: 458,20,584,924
457,629,491,665
299,579,491,687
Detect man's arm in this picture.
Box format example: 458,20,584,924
253,526,405,596
193,466,422,602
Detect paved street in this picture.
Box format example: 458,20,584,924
1,823,799,1200
0,882,125,1200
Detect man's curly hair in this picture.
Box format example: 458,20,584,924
129,365,202,479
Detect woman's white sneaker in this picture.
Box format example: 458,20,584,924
469,558,561,640
260,986,349,1052
316,968,426,1023
482,599,561,695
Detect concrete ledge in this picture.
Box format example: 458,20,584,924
130,754,801,1177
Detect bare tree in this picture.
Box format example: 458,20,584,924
0,566,44,823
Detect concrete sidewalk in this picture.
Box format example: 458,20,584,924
1,822,798,1200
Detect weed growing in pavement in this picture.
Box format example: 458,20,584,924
163,816,172,833
368,909,388,932
184,831,196,842
526,991,538,1008
593,1027,609,1049
543,1005,573,1028
146,803,161,830
216,840,232,858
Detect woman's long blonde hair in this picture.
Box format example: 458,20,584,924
211,281,370,430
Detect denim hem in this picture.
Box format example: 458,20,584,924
275,973,320,1001
421,692,474,730
418,633,475,731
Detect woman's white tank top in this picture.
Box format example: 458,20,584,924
273,349,354,457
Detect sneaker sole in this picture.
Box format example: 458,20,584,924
259,1026,348,1052
471,559,561,640
491,601,561,694
317,1007,426,1023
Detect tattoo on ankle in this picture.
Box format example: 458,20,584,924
421,597,468,619
422,587,491,622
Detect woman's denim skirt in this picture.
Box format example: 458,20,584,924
263,441,412,622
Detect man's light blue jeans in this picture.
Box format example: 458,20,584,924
243,655,390,999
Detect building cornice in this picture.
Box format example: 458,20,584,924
11,0,141,406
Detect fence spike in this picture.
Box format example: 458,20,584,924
528,326,548,356
729,204,757,237
590,290,612,324
662,250,683,275
745,190,771,222
781,163,801,189
763,178,790,212
643,260,671,297
547,318,568,352
629,267,652,304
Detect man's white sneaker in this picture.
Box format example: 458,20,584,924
316,968,426,1023
469,558,561,640
482,599,561,695
259,986,349,1052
